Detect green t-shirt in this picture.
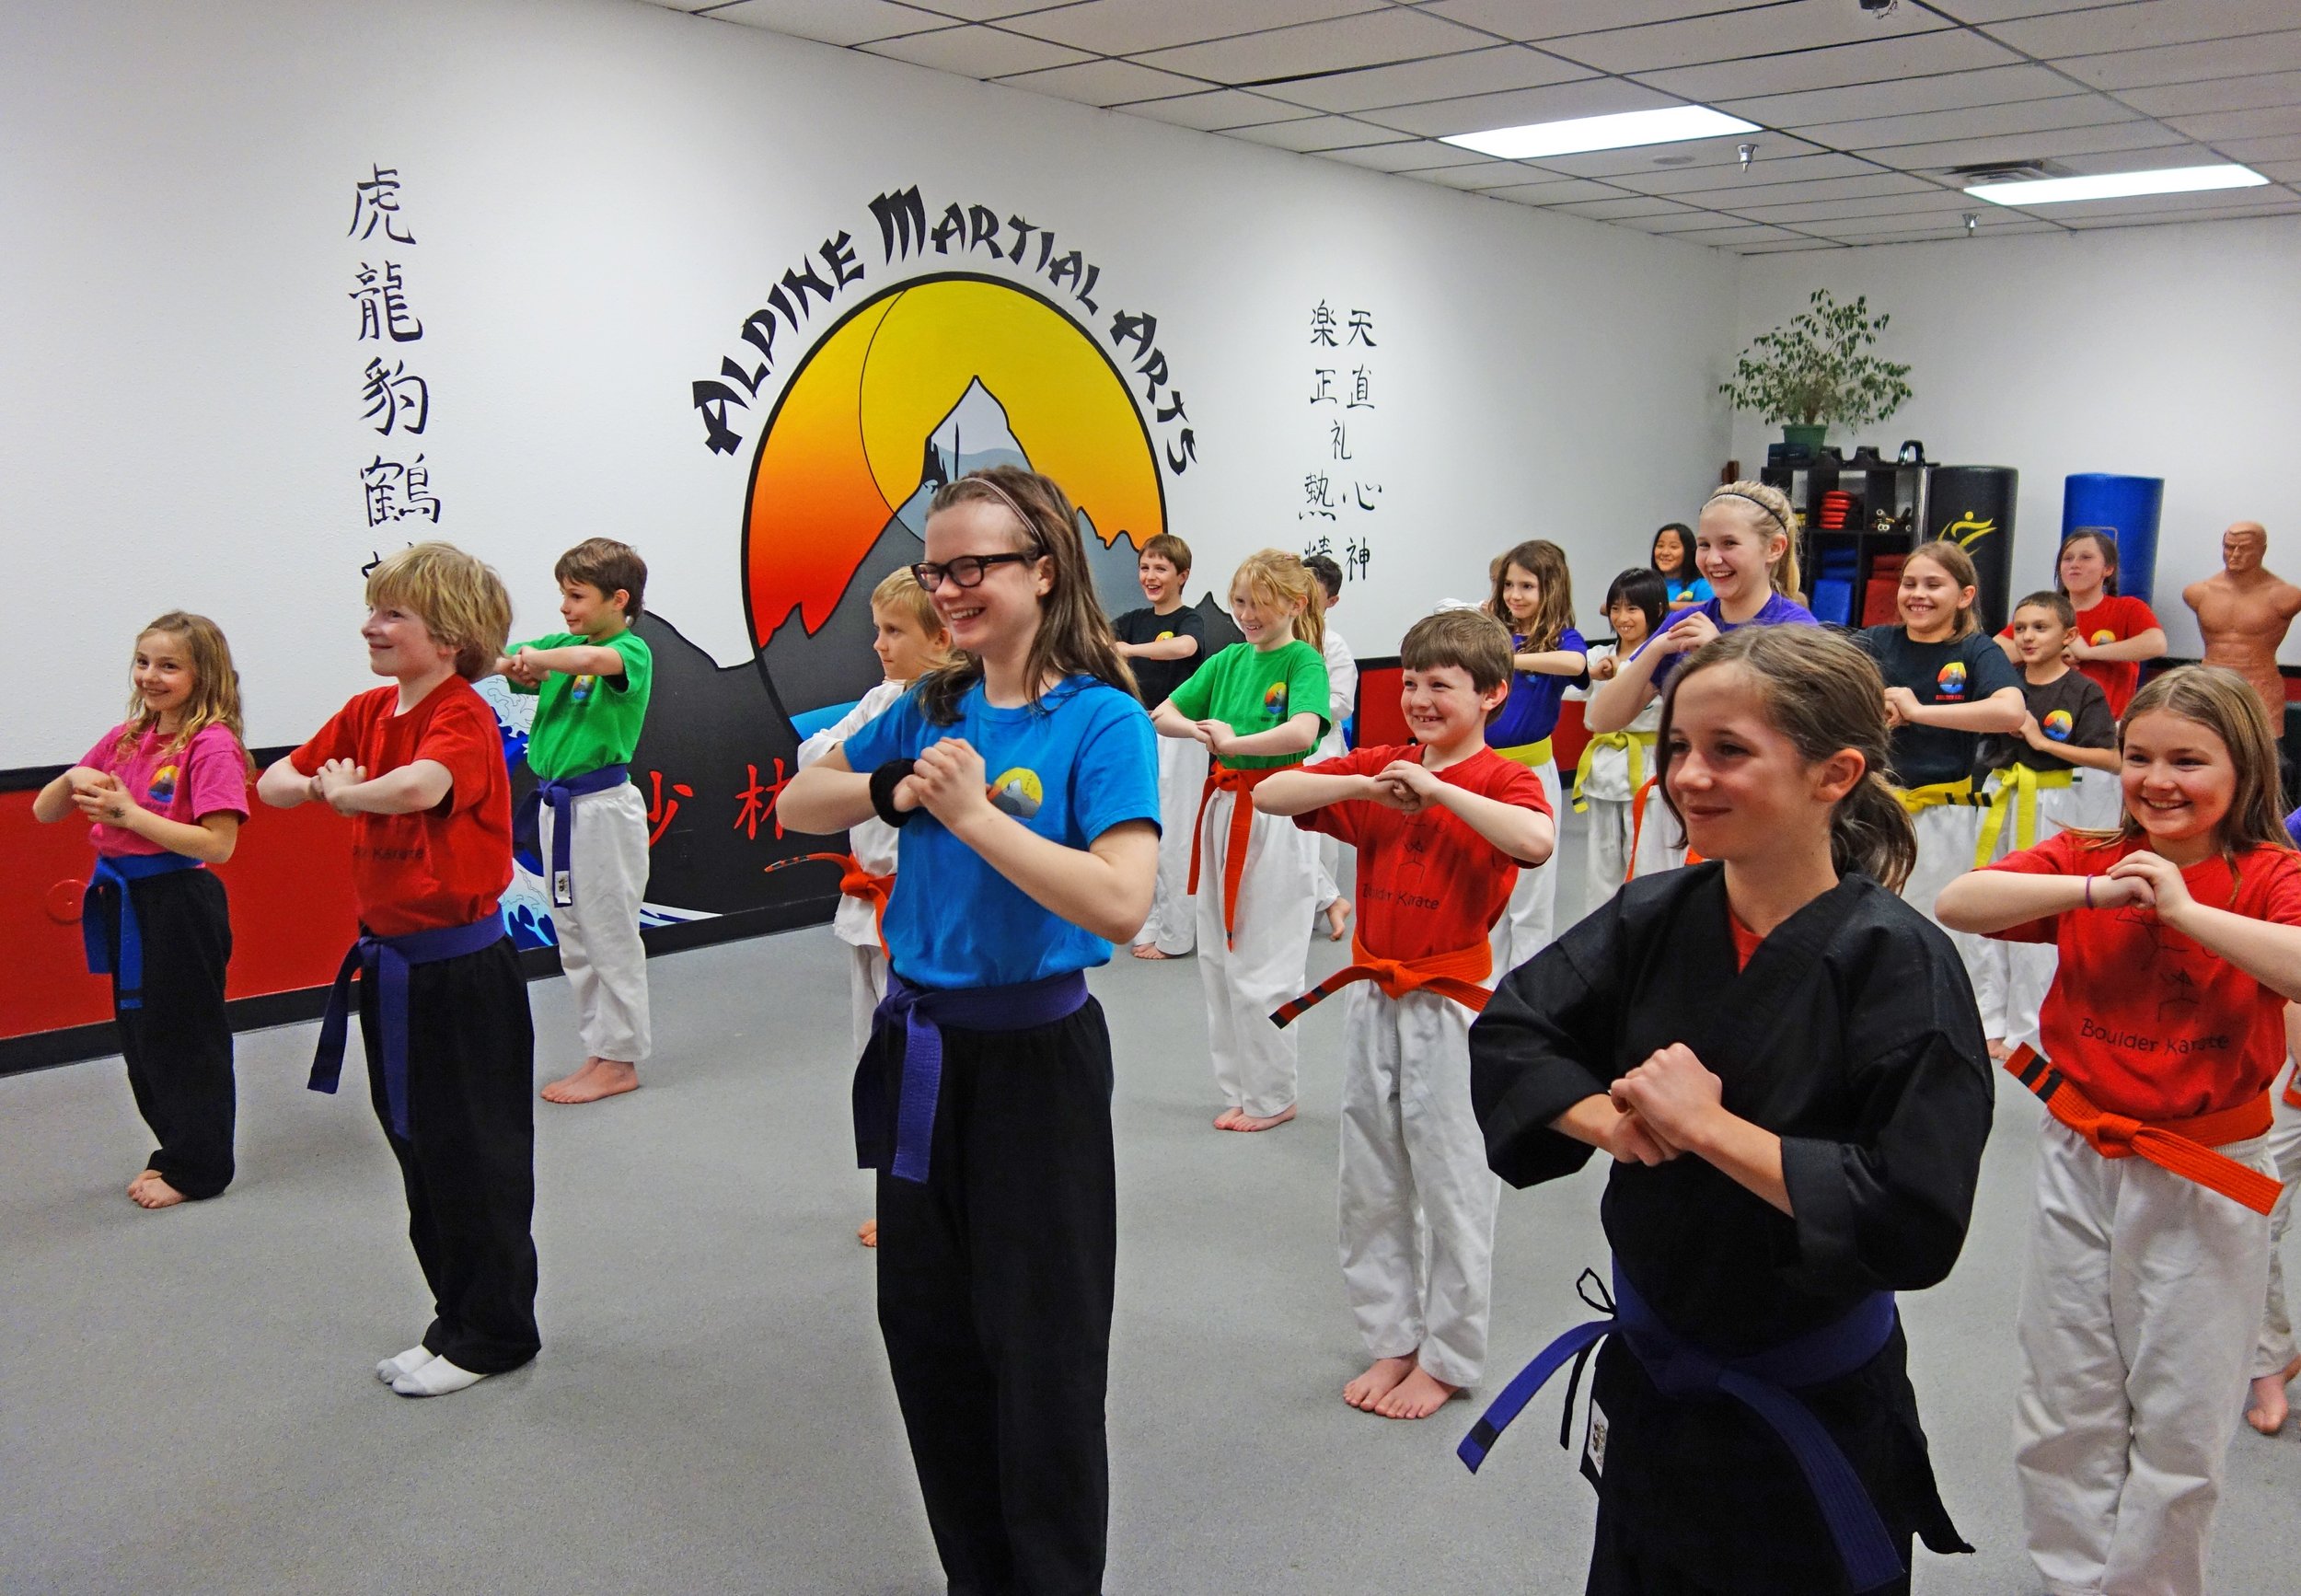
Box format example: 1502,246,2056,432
1167,639,1330,770
511,629,653,779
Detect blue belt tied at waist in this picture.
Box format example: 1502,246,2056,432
516,763,629,907
309,916,507,1139
82,852,205,1010
1460,1264,1904,1593
858,969,1091,1184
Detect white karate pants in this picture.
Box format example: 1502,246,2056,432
1582,796,1635,911
1337,984,1498,1388
1196,788,1316,1118
1627,779,1686,881
2252,1070,2301,1379
1900,800,1989,993
845,940,889,1060
2015,1119,2273,1596
1488,759,1562,977
540,782,652,1064
1970,773,2110,1047
1136,734,1208,956
1314,834,1348,916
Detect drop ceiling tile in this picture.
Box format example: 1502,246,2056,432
1256,44,1590,113
1655,171,1942,206
2218,132,2301,160
998,57,1210,104
2163,104,2301,144
1798,98,2145,155
703,0,952,47
1317,139,1495,171
2059,31,2301,91
1546,193,1707,220
2052,194,2301,226
863,25,1091,76
1865,121,2195,171
1609,150,1887,192
1641,30,2026,103
1116,88,1323,130
2119,69,2301,117
1924,2,2126,23
1736,189,1982,223
1419,0,1782,43
1518,131,1831,181
1483,176,1645,205
1799,211,2000,238
1717,63,2085,130
907,0,1078,18
1736,237,1850,252
1666,220,1818,243
1356,76,1666,137
1414,158,1554,190
1003,0,1379,57
1225,114,1418,152
1133,7,1493,84
1985,0,2301,59
2256,159,2301,180
633,0,728,12
1546,0,1951,75
1629,208,1758,232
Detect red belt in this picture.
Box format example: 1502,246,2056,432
1188,764,1281,948
2007,1045,2280,1214
1271,936,1493,1028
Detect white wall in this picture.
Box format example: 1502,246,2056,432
1732,216,2301,657
0,0,1738,766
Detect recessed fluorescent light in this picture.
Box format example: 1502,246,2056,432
1966,163,2267,205
1441,105,1760,160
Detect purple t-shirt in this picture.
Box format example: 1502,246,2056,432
1635,592,1820,692
79,721,249,857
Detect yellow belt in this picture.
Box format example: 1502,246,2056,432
1494,736,1554,771
1897,776,1977,815
1570,729,1656,814
1974,764,2075,865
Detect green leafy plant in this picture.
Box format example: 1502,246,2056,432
1719,288,1914,429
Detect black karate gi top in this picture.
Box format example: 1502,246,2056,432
1470,863,1993,1594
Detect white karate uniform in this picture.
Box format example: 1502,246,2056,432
1899,798,1989,990
1625,776,1687,881
1196,787,1317,1118
1969,767,2118,1048
1487,758,1562,976
539,781,652,1064
2015,1118,2275,1596
1337,982,1499,1388
2252,1067,2301,1381
1571,645,1660,912
1135,731,1208,955
1312,626,1359,916
798,680,904,1054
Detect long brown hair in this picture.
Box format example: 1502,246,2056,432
113,612,253,771
1902,539,1983,640
1656,625,1915,892
912,466,1137,723
1705,480,1802,601
2074,665,2293,872
1489,539,1576,653
1231,549,1326,655
2057,528,2120,598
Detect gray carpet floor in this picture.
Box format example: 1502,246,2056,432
6,813,2298,1593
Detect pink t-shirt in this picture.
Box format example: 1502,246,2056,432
79,721,250,857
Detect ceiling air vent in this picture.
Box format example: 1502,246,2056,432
1942,158,2065,183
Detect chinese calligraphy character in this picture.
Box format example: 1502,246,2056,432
359,456,443,526
348,165,416,244
1301,472,1336,521
1330,421,1351,460
1310,300,1339,348
1348,365,1374,410
360,357,429,435
647,769,694,846
734,758,792,841
1301,534,1334,561
1347,309,1376,347
1354,481,1382,512
351,261,423,342
1309,368,1335,405
1347,537,1372,581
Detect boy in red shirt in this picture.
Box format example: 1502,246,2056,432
1255,609,1555,1419
258,542,538,1398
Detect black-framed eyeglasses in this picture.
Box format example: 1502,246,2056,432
911,549,1045,591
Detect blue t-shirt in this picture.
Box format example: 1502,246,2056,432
1486,626,1588,750
1637,593,1819,692
1666,576,1714,606
840,675,1161,990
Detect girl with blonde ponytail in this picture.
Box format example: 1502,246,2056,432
1470,623,1991,1594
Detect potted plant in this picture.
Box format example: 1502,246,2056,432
1719,288,1914,453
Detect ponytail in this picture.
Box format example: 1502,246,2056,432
1831,770,1918,895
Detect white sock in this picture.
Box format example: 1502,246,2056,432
392,1357,487,1397
376,1345,434,1384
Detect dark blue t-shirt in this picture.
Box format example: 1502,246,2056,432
1854,624,2025,789
1486,627,1588,751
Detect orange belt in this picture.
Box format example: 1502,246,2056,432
2007,1045,2281,1214
767,851,893,959
1625,777,1703,874
1188,764,1282,947
1270,936,1493,1028
2287,1072,2301,1112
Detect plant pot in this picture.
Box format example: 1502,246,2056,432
1782,423,1827,453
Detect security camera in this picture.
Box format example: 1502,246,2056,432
1858,0,1899,16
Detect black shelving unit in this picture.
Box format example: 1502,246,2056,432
1761,447,1933,629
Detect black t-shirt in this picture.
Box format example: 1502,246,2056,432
1114,604,1207,707
1855,624,2024,789
1978,668,2117,774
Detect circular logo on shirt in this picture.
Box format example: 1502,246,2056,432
2042,709,2075,742
1263,681,1289,719
570,674,595,703
1936,661,1968,699
2090,629,2116,646
146,764,179,805
989,767,1043,819
1155,630,1174,642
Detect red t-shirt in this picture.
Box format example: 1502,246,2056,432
1986,829,2301,1118
1295,744,1551,962
291,677,512,937
1728,909,1763,971
1998,595,2160,718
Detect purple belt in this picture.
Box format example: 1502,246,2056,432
309,916,508,1139
516,763,629,907
81,852,203,1010
857,968,1090,1183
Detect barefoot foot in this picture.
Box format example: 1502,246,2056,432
2247,1356,2301,1435
1213,1106,1245,1130
857,1218,878,1249
1986,1037,2014,1063
130,1173,187,1209
1132,943,1174,960
1324,901,1351,943
1226,1104,1297,1133
1373,1366,1462,1420
127,1168,162,1200
543,1059,639,1104
1344,1356,1416,1412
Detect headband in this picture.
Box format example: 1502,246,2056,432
960,474,1046,550
1713,489,1794,536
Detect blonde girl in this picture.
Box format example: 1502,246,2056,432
1482,539,1586,970
1152,549,1330,1131
34,613,251,1209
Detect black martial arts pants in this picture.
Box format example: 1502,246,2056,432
1586,1499,1913,1596
94,868,236,1200
358,937,540,1374
873,1000,1118,1596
